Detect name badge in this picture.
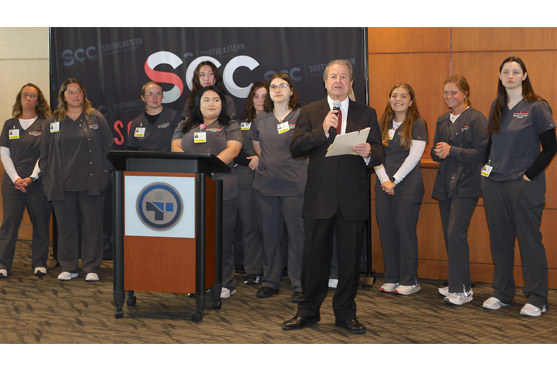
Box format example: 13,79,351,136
194,132,207,143
134,127,146,138
277,121,290,134
50,122,60,133
240,122,251,131
8,129,20,140
388,129,395,141
481,164,493,177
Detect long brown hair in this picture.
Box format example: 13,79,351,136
379,83,421,150
54,78,95,121
488,56,546,135
240,81,267,123
12,83,51,119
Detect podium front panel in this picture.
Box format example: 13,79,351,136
122,171,217,294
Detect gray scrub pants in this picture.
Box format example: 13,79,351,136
254,190,303,292
52,191,104,274
236,166,262,276
438,197,478,293
375,189,423,286
481,177,548,309
222,197,238,291
0,190,51,273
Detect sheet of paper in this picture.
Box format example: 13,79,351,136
325,127,370,157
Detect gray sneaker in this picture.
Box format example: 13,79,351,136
520,303,547,317
444,291,473,305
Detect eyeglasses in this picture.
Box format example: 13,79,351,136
269,83,290,91
145,91,163,97
65,89,83,96
22,93,37,99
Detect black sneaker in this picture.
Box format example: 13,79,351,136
257,286,279,298
244,274,261,286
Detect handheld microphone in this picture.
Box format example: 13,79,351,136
329,101,342,136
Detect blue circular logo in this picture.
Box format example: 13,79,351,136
136,183,183,231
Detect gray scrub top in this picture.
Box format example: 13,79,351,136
0,117,47,194
127,107,181,151
40,110,113,201
249,108,307,197
488,100,556,182
431,107,488,200
173,119,242,200
375,117,427,195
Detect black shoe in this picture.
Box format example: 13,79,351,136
291,291,304,303
257,286,279,298
282,314,320,330
335,318,366,335
244,274,261,286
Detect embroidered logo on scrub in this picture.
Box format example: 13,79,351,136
513,112,529,119
461,124,470,132
136,183,183,231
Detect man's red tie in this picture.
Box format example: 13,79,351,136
337,109,342,134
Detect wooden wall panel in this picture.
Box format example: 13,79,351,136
368,27,450,54
452,28,557,52
369,53,450,158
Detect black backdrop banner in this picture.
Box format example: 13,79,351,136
50,27,366,148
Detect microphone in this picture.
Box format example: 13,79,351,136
329,101,342,136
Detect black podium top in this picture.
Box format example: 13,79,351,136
107,150,231,174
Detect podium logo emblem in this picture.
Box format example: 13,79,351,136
137,183,183,231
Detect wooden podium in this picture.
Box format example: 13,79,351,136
108,150,230,322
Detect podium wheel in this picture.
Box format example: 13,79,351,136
212,299,222,310
191,311,203,322
361,275,375,289
115,307,124,318
127,296,137,306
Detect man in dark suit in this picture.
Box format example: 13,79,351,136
283,59,383,334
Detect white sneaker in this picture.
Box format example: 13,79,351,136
220,287,236,299
482,296,511,310
379,282,399,293
328,278,338,289
0,269,7,278
85,273,99,281
57,271,78,281
520,303,547,317
394,284,421,295
438,286,449,297
444,291,473,305
34,267,47,276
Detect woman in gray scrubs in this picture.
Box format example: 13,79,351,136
482,56,556,317
250,72,306,303
0,84,52,278
236,81,267,286
40,78,113,282
171,86,242,299
431,75,488,305
127,81,181,152
374,83,427,296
